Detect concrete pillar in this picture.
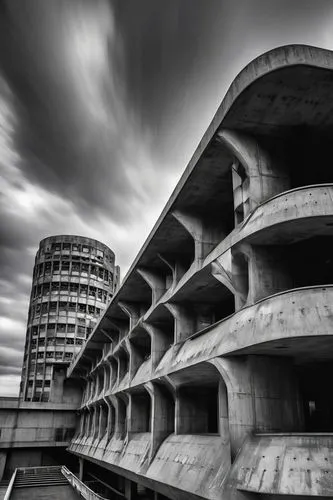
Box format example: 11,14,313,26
118,301,142,331
137,268,166,306
104,396,115,441
247,245,292,303
158,253,189,289
78,457,84,481
0,451,7,481
164,303,194,343
173,210,224,265
110,395,127,439
142,322,172,368
217,129,290,224
145,382,175,459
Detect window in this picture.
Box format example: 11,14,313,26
66,338,74,344
61,262,70,273
72,263,80,273
88,305,95,315
63,243,70,251
44,380,51,387
46,352,53,358
49,302,57,312
80,285,87,296
45,262,52,275
37,352,44,359
56,338,65,345
65,352,73,358
53,261,60,271
55,351,63,358
76,339,83,345
82,246,89,253
47,337,56,346
70,283,79,293
67,324,75,332
47,323,56,331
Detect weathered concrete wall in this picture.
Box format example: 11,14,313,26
0,400,77,451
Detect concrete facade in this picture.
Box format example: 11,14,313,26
66,45,333,499
20,235,119,403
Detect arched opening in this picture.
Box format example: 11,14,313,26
172,363,228,436
130,389,151,434
130,327,151,377
117,347,129,382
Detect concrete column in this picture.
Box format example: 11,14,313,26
145,382,175,460
142,322,172,368
247,245,293,303
218,129,290,218
173,210,224,265
164,303,194,343
118,301,142,331
104,396,115,441
126,337,142,381
158,253,189,289
78,457,84,481
0,451,7,481
137,267,166,306
110,395,127,439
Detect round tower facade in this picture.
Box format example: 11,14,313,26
20,235,119,403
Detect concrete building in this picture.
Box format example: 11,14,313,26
2,44,333,499
20,235,119,403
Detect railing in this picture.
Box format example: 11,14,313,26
4,468,17,500
61,466,109,500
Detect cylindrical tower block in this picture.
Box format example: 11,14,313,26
20,235,119,403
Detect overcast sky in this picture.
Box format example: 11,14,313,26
1,0,333,396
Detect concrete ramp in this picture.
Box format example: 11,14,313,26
228,433,333,497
